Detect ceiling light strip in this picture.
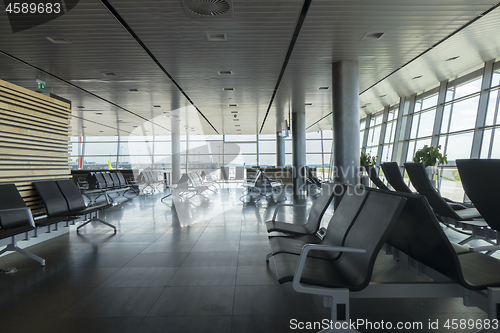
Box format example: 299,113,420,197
0,50,171,133
258,0,313,134
100,0,219,135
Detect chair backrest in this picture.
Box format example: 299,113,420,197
364,165,389,190
386,192,465,286
303,182,338,234
33,181,71,217
381,162,412,193
456,159,500,230
94,172,107,189
404,162,460,220
101,172,115,189
321,187,369,253
116,172,127,187
110,173,121,188
336,190,406,291
187,173,202,187
221,166,229,180
0,184,33,229
306,167,322,187
56,180,87,212
177,173,190,189
235,166,245,180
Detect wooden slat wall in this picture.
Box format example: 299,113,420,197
0,79,71,213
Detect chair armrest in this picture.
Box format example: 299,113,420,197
469,245,500,252
272,204,306,221
292,244,366,295
0,207,35,228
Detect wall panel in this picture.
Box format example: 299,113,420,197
0,79,71,213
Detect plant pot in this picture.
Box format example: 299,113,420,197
426,166,439,189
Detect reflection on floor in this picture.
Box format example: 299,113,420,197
0,184,491,333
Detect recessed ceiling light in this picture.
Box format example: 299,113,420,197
95,112,103,115
233,118,239,121
46,36,71,44
223,88,235,91
101,72,117,77
76,106,85,109
218,71,233,75
229,104,238,107
235,124,240,127
446,56,460,61
361,32,385,40
99,131,104,133
319,87,330,90
133,125,138,128
379,95,386,98
129,88,139,92
412,75,422,80
118,119,123,122
361,105,367,109
206,33,227,42
153,105,161,108
305,103,313,106
231,111,238,113
82,126,87,128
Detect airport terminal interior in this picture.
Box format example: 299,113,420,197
2,0,500,332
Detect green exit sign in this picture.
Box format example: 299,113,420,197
36,79,46,90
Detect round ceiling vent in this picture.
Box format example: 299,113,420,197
186,0,230,17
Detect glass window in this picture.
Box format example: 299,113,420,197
360,119,366,130
448,96,479,133
258,134,275,140
306,132,322,139
323,140,332,154
285,154,292,166
259,141,276,154
367,126,381,147
306,140,322,153
85,142,118,156
486,89,499,126
445,132,474,161
258,154,276,166
238,143,257,154
491,69,500,88
446,77,482,102
417,109,435,137
225,135,256,142
285,140,292,154
490,129,500,158
306,154,323,166
381,144,393,163
384,122,396,144
421,94,438,110
480,129,492,158
322,130,333,139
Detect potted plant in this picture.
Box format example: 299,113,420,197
359,152,377,186
360,151,377,166
413,145,447,187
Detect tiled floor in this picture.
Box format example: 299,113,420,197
0,185,492,333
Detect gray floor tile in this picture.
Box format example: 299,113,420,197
99,267,177,287
168,266,237,286
147,286,235,316
181,251,238,267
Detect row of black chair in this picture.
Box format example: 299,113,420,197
163,171,217,202
268,186,500,330
240,168,285,202
84,171,138,200
33,179,115,233
0,184,70,266
366,162,496,250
